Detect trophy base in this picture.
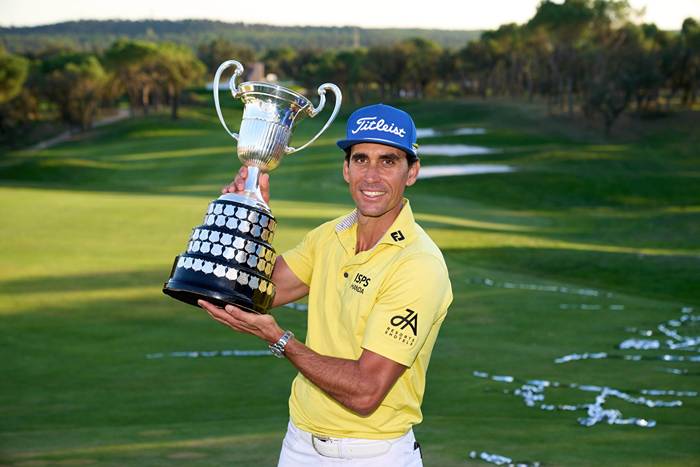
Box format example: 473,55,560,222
163,196,277,315
163,253,275,314
163,280,267,314
163,279,272,315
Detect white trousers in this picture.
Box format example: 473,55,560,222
277,421,424,467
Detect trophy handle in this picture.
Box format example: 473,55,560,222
213,60,245,141
286,83,342,155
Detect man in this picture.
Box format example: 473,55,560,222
199,104,452,466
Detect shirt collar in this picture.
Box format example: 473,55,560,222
334,198,416,250
376,199,416,249
335,210,358,233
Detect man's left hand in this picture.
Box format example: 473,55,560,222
198,300,284,344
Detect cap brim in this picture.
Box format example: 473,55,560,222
336,137,417,158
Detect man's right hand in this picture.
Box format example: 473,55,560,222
221,166,271,205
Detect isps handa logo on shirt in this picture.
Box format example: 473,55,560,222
385,309,418,346
350,273,371,294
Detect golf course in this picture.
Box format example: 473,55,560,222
1,97,698,466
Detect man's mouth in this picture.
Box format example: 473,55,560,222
361,190,386,198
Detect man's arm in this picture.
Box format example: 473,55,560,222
284,339,406,416
270,257,309,308
198,301,406,416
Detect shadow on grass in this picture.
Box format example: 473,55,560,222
1,429,286,467
0,290,306,433
0,268,169,295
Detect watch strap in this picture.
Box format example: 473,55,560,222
269,330,294,358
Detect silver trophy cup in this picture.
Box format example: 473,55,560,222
163,59,342,313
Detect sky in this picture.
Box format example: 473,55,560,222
0,0,698,30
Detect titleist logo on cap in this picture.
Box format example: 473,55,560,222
351,116,406,137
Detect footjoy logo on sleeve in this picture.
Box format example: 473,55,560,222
351,117,406,137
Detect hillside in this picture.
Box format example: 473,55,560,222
0,19,481,53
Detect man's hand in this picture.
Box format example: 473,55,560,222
198,299,284,344
221,166,271,205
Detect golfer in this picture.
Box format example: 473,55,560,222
200,103,452,466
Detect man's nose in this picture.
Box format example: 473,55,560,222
363,162,381,181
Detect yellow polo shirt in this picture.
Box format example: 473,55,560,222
282,200,452,439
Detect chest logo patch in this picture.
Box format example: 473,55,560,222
390,230,405,242
350,272,371,294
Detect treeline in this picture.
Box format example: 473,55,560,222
0,39,204,140
1,0,699,144
0,20,480,54
246,0,700,135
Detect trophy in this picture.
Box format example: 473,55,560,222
163,60,342,313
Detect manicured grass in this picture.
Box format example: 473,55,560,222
0,99,698,466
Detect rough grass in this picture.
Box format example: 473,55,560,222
0,99,698,466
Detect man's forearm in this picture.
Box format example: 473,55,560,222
283,339,393,416
199,299,404,417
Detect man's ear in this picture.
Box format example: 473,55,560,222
343,160,350,184
405,159,420,187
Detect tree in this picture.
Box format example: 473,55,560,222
631,23,670,111
676,18,700,107
400,38,442,97
262,47,297,79
330,49,368,103
455,40,497,97
104,39,159,115
580,24,646,134
0,50,29,104
528,0,592,115
526,0,632,116
294,49,338,94
480,24,530,97
152,43,205,119
435,49,458,95
197,39,255,75
0,49,36,144
366,45,408,99
40,53,108,130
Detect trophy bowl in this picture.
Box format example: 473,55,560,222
163,59,342,313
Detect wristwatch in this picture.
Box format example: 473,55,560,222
269,330,294,358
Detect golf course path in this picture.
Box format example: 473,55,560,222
31,108,130,150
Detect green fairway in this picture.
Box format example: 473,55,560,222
1,100,698,466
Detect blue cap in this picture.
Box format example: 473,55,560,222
337,104,418,158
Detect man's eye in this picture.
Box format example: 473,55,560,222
382,159,395,166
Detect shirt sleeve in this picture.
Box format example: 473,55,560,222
280,228,318,286
361,254,452,367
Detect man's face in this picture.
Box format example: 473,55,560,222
343,143,420,220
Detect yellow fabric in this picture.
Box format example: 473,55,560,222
282,200,452,439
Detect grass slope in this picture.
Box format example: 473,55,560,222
0,99,698,466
